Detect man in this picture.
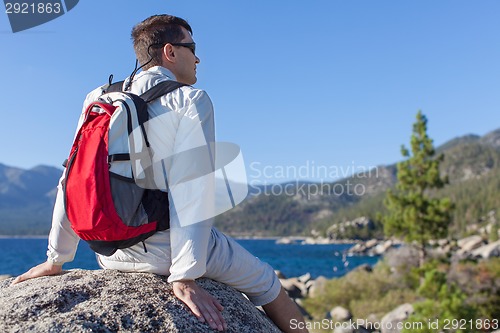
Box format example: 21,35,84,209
11,15,309,333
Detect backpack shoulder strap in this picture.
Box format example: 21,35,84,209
140,80,187,104
104,80,186,101
106,80,125,93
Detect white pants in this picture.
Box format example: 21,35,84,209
97,228,281,306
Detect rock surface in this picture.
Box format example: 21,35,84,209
471,240,500,259
380,303,414,333
457,235,484,252
347,239,397,256
280,277,306,299
306,275,328,298
0,269,281,333
327,217,375,241
329,306,352,322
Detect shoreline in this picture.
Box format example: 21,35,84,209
0,235,48,239
0,234,359,244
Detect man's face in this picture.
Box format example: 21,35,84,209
171,27,200,85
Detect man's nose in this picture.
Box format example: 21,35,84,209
195,55,200,64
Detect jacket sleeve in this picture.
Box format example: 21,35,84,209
46,172,79,264
166,89,216,282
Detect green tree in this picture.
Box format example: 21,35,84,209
402,268,478,333
383,111,453,268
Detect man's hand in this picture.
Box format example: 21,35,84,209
10,261,63,286
172,280,227,332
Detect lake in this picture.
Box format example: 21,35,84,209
0,237,380,279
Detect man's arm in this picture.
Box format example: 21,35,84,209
163,89,225,330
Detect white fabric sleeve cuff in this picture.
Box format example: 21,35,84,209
46,173,79,264
167,222,212,282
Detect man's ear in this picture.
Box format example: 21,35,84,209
162,43,176,64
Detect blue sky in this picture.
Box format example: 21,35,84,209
1,0,499,184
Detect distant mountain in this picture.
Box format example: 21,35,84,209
480,128,500,149
0,164,61,207
435,134,480,154
0,164,62,235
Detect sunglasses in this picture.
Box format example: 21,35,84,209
170,42,196,55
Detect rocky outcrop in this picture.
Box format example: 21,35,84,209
457,235,485,253
347,239,397,256
301,237,337,245
0,269,281,333
275,236,352,245
280,273,312,300
306,275,328,298
280,278,305,299
275,237,301,245
380,303,414,333
327,217,375,240
329,306,352,322
471,240,500,259
450,235,500,260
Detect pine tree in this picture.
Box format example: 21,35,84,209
383,111,453,268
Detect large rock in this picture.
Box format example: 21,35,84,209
327,217,374,240
275,237,300,245
471,240,500,259
456,235,487,259
306,276,328,298
280,277,307,299
364,239,379,249
380,303,414,333
457,235,484,251
348,239,396,256
374,240,394,255
297,272,311,284
0,269,281,333
329,306,352,322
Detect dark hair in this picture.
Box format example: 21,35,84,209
131,15,193,70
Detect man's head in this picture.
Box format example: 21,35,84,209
131,14,200,84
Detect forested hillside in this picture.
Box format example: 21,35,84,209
215,128,500,238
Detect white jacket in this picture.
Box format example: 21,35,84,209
47,66,216,282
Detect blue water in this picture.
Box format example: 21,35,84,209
0,238,380,279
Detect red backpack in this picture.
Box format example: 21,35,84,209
63,79,185,256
